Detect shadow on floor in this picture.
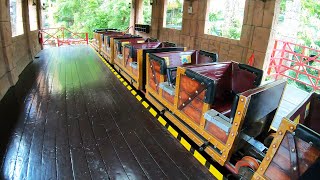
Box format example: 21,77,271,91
0,57,42,162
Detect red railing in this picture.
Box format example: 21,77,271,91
39,27,88,47
267,40,320,91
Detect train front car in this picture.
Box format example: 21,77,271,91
120,41,184,90
145,50,218,112
254,93,320,180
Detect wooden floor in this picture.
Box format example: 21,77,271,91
0,45,214,180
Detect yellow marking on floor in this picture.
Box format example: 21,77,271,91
158,116,167,126
193,150,206,166
117,75,121,78
127,86,132,91
120,78,124,82
136,95,142,101
209,165,223,180
123,82,128,86
142,101,149,108
149,108,157,117
168,126,178,138
180,137,191,151
131,90,137,96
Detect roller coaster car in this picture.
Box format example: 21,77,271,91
147,61,294,168
102,33,131,60
113,37,145,65
117,42,184,90
253,93,320,180
145,50,218,111
99,32,123,53
102,34,140,64
92,30,120,51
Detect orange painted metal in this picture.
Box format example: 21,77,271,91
39,27,88,47
267,40,320,91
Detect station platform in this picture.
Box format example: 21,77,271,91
0,45,215,179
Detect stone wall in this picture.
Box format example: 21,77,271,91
133,0,279,72
0,0,42,100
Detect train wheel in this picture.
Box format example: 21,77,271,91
237,166,255,180
234,156,259,179
226,167,254,180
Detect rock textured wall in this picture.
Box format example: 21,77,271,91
134,0,279,72
0,0,42,100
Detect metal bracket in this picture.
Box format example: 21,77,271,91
199,141,210,152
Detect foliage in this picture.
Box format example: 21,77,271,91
142,0,152,24
207,11,223,36
165,0,183,29
301,0,320,18
227,20,241,40
278,0,320,92
206,0,245,40
53,0,132,38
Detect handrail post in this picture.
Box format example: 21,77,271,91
39,30,43,44
86,33,89,44
62,27,65,41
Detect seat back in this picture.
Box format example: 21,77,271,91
143,48,185,90
162,41,177,47
106,34,130,47
114,37,144,55
231,64,263,94
145,37,159,42
149,51,196,75
197,50,219,64
93,28,117,32
241,80,286,138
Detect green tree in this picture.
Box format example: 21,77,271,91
53,0,131,38
142,0,152,24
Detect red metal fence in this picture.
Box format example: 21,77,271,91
267,40,320,92
39,27,88,47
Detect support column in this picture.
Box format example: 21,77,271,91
0,0,15,99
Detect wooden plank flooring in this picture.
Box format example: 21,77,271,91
0,45,214,180
272,84,309,129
